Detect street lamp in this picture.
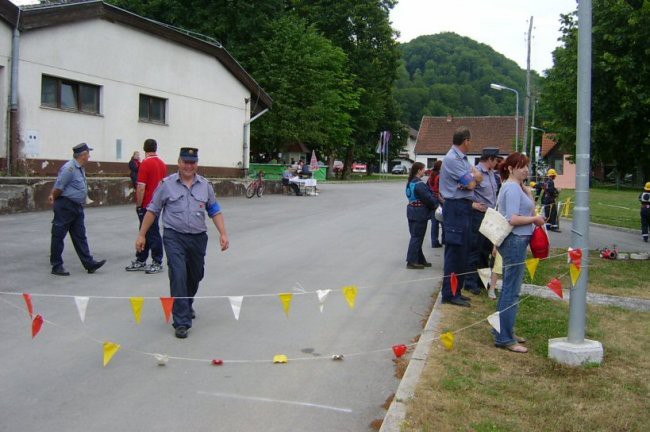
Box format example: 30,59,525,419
490,83,520,152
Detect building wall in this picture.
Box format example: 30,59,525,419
17,18,250,171
555,155,576,189
0,20,12,159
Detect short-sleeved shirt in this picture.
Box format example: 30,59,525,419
54,159,88,204
497,181,536,236
147,173,222,234
472,162,497,208
439,146,474,200
138,154,167,208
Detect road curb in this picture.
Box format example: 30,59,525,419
380,286,443,432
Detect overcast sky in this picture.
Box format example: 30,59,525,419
11,0,576,74
391,0,577,74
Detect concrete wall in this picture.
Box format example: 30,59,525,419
16,18,250,170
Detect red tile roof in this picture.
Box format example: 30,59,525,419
541,133,559,157
415,116,523,155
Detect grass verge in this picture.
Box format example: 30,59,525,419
403,295,650,431
558,187,643,230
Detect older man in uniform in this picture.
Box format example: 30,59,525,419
439,127,483,307
464,147,499,295
136,147,229,339
48,143,106,276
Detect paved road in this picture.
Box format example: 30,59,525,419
547,218,650,253
0,182,444,432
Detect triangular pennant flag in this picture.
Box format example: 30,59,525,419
440,332,455,350
32,314,44,339
547,278,563,299
342,285,358,310
74,296,90,323
103,341,121,367
273,354,288,364
450,273,458,296
160,297,174,323
154,354,169,366
525,258,540,281
477,268,491,289
570,263,582,286
487,312,501,334
130,297,145,324
316,289,331,313
279,293,293,317
568,248,583,269
228,296,244,320
23,293,34,319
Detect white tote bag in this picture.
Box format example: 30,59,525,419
479,207,513,247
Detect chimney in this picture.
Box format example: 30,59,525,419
446,114,452,122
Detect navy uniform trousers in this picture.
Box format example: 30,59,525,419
441,198,473,301
163,228,208,329
50,197,93,269
465,209,492,291
136,207,163,264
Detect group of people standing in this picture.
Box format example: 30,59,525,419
405,126,544,354
49,140,229,339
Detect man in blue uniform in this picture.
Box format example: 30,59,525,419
439,127,483,307
48,143,106,276
136,147,230,339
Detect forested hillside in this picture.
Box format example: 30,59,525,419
394,33,534,129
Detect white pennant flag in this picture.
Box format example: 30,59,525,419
477,268,491,289
74,296,90,323
228,296,243,320
316,289,331,312
487,312,501,334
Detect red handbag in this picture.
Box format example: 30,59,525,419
530,225,550,258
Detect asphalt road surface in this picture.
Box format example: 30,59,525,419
0,182,444,432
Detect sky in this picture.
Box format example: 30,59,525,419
390,0,577,74
11,0,576,74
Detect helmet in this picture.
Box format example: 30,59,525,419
547,169,557,177
530,181,537,188
644,182,650,191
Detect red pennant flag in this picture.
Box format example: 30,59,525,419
23,293,34,319
32,314,44,339
547,278,563,299
450,273,458,296
160,297,174,323
569,248,583,269
392,344,407,358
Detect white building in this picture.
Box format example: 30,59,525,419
0,0,271,177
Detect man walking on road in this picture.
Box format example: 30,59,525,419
136,147,229,339
439,127,483,307
126,139,167,273
48,143,106,276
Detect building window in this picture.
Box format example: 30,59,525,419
552,157,564,175
139,94,167,124
41,75,100,114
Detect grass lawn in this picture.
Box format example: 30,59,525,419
403,294,650,431
558,187,642,230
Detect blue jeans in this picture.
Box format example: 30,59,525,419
494,233,530,346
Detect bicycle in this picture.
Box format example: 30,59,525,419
246,170,265,198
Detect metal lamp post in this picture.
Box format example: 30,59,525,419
491,83,520,152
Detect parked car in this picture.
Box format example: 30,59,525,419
352,162,367,173
391,165,408,174
332,160,344,174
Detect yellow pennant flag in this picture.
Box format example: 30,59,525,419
526,258,540,281
130,297,145,324
440,332,455,350
342,285,358,310
570,263,582,286
103,341,121,367
278,293,293,317
273,354,288,364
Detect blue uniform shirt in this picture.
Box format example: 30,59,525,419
147,172,222,234
497,181,536,235
54,159,88,204
439,146,474,200
472,162,497,208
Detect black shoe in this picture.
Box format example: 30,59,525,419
432,243,442,248
406,262,425,269
421,261,432,267
86,259,106,274
175,326,188,339
51,266,70,276
460,295,472,302
441,297,471,307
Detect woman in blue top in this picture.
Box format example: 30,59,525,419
494,153,545,353
405,162,439,269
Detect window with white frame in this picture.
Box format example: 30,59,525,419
41,75,100,114
139,94,167,124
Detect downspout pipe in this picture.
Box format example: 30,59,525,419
242,107,269,178
8,11,21,175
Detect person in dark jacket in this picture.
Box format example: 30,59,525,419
541,168,560,231
640,182,650,242
406,162,438,269
128,151,141,188
427,160,443,247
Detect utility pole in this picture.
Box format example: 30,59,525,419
523,16,533,157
